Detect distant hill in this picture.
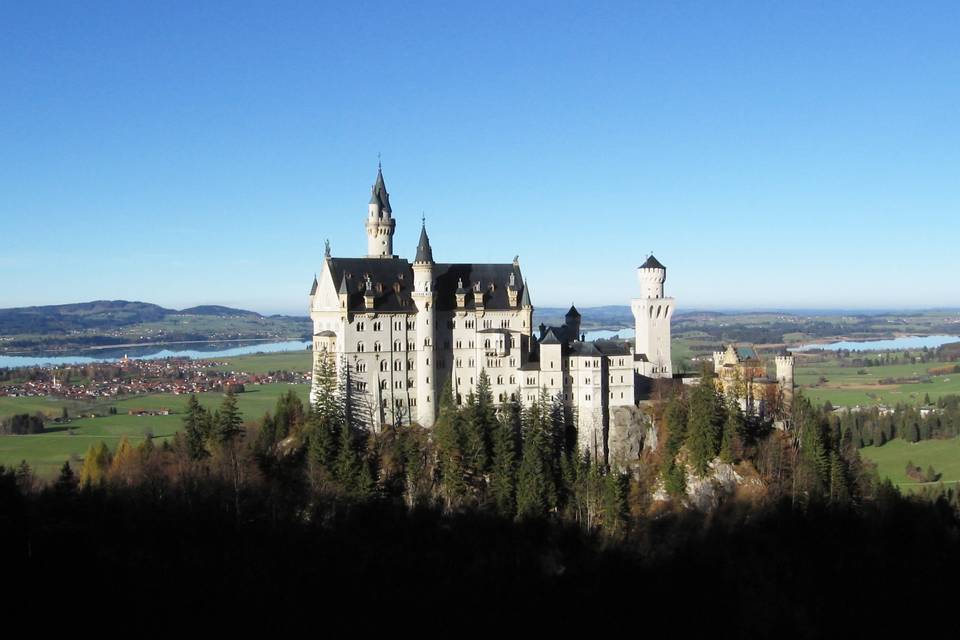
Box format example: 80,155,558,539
0,300,175,334
176,305,261,318
0,300,306,336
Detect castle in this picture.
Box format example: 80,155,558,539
712,344,794,419
309,166,675,459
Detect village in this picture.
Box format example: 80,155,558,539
0,356,309,403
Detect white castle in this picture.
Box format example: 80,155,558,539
309,166,675,459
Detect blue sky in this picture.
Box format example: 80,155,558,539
2,1,957,315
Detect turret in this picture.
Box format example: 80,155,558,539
775,351,795,407
565,304,581,342
412,221,436,427
638,254,666,299
365,164,396,258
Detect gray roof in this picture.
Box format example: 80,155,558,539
640,255,666,270
520,280,532,307
309,275,318,295
415,224,434,263
369,168,392,214
325,257,526,313
594,339,632,356
565,304,580,318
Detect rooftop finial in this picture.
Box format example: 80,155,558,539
378,152,382,172
324,239,331,258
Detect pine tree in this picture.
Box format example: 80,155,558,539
54,461,78,495
433,382,466,509
720,400,744,464
829,451,850,504
216,390,244,446
601,469,629,535
516,390,558,519
686,380,723,477
110,436,137,483
490,415,519,517
183,394,211,460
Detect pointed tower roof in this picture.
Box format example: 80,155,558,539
309,274,318,295
415,220,434,263
369,166,392,213
520,280,532,307
640,254,666,270
339,275,348,295
565,304,580,318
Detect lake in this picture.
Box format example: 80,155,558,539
0,340,311,369
791,335,960,352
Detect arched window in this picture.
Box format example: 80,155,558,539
357,342,365,352
394,340,402,351
380,360,388,372
374,342,382,352
394,360,402,371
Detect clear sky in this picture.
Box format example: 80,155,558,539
2,1,958,315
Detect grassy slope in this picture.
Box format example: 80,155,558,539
859,437,960,489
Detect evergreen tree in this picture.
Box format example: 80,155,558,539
433,382,466,509
720,400,744,464
182,394,211,460
490,414,519,517
601,469,629,535
686,379,724,477
516,390,558,519
829,451,850,504
216,390,244,446
53,461,78,495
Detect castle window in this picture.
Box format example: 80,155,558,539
509,358,515,367
408,359,414,370
373,321,382,331
356,322,365,331
496,375,503,385
498,393,505,402
355,362,367,373
380,360,388,372
380,380,387,390
357,342,365,352
394,360,402,371
455,358,462,367
585,394,591,401
510,336,516,347
509,375,515,384
374,342,382,352
394,321,402,331
407,321,415,330
510,393,517,402
394,340,402,351
395,381,403,389
483,319,492,329
484,339,491,349
468,358,474,367
465,319,475,329
408,341,415,351
451,320,457,329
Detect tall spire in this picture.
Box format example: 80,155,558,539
415,218,434,263
369,163,392,213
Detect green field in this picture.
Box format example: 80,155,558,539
859,437,960,490
796,358,960,407
0,382,310,479
208,350,312,374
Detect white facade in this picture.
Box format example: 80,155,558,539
310,167,675,460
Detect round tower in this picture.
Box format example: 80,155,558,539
630,254,675,379
365,164,396,258
775,351,795,408
637,254,666,299
412,221,436,427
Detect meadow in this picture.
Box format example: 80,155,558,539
859,437,960,490
0,382,310,478
795,357,960,407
